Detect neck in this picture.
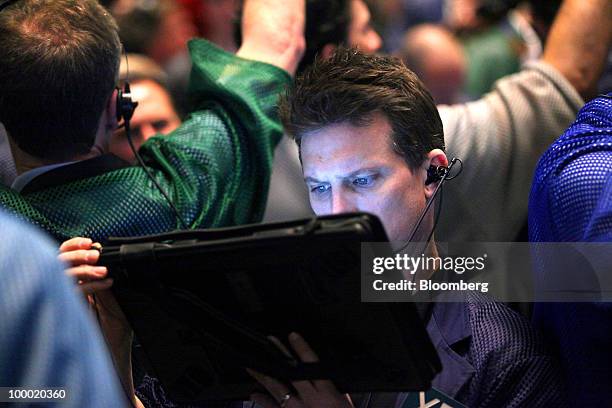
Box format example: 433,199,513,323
10,140,104,176
8,121,109,176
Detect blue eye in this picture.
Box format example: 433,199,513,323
310,184,330,195
352,175,376,187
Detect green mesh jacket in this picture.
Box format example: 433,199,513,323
0,40,290,242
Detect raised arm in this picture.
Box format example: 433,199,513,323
543,0,612,99
237,0,306,76
437,0,611,243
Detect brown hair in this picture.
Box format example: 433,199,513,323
0,0,121,161
280,47,444,170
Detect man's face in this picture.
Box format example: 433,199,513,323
301,112,428,243
348,0,383,54
109,79,181,162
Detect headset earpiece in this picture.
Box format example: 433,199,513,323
425,165,447,185
116,82,138,123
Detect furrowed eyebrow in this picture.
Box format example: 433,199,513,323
344,167,382,178
305,167,384,184
304,176,326,184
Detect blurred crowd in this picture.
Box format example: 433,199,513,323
98,0,611,109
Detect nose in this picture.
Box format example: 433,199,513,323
331,191,357,214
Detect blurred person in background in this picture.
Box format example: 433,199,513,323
457,1,524,100
372,0,444,53
109,54,181,163
371,0,567,99
348,0,383,55
109,0,198,65
108,0,199,115
397,23,467,104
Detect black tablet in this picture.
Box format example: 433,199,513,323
100,213,441,403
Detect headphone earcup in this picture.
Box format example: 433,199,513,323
116,83,138,123
425,165,447,185
425,166,440,185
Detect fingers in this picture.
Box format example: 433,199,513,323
59,238,107,296
269,335,314,395
288,333,337,394
58,248,101,267
267,336,293,359
247,368,295,407
288,333,318,363
59,237,92,253
248,334,350,408
63,250,109,296
78,278,113,295
267,336,316,399
65,264,108,281
94,289,128,322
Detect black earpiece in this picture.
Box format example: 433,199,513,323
425,165,447,185
116,82,138,123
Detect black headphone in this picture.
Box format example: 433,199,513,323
116,81,138,124
425,165,448,185
395,157,462,255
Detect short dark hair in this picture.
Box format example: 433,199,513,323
280,47,445,170
0,0,121,161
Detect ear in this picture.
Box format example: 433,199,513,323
321,43,337,60
423,149,448,199
91,89,119,155
107,88,119,130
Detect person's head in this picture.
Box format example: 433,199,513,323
294,0,351,73
0,0,121,163
293,0,381,72
109,54,180,162
112,0,197,65
397,24,466,105
236,0,381,73
280,48,446,243
348,0,382,54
